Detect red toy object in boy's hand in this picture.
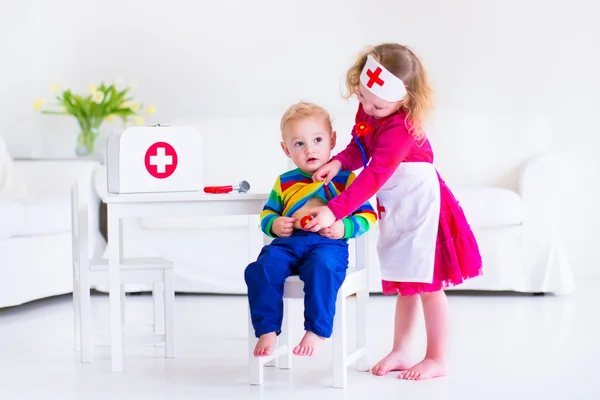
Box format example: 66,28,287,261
300,215,313,229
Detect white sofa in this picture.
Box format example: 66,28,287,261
0,140,102,308
445,153,575,293
92,112,576,295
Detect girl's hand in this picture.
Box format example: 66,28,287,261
312,159,342,184
303,206,336,232
272,217,296,238
319,220,345,239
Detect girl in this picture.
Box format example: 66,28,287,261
304,43,483,380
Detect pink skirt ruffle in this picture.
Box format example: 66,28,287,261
382,174,483,296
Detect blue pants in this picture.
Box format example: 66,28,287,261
245,230,349,338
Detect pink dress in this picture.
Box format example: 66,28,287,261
327,105,483,296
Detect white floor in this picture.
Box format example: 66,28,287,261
0,285,598,400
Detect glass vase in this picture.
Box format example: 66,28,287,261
75,124,100,157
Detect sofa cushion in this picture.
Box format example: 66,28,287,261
0,198,25,239
19,195,72,236
0,195,71,239
0,134,28,200
453,187,523,228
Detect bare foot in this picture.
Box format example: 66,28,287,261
254,332,276,357
371,350,413,376
397,357,446,380
292,331,325,356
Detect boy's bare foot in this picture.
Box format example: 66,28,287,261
371,350,413,376
397,357,446,380
254,332,277,357
292,331,325,356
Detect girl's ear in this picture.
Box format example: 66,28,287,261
330,131,337,149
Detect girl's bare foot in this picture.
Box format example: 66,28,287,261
254,332,277,357
371,350,413,376
292,331,324,356
397,357,446,380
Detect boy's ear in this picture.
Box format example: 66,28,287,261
280,141,291,158
330,131,337,149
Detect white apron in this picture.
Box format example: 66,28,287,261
376,162,441,283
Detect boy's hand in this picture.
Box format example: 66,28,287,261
272,217,296,238
319,220,345,240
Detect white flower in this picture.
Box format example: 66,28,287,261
93,91,104,103
33,99,45,111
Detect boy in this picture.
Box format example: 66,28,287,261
245,101,376,357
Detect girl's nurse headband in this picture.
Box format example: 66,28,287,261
359,55,407,102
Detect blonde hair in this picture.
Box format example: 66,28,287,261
345,43,433,139
280,101,333,135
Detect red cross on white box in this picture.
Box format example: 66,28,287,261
144,142,178,179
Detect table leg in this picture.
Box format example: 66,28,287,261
108,206,123,371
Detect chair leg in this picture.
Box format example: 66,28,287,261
73,281,81,352
356,290,369,372
332,292,348,388
153,282,165,347
278,298,292,370
265,358,277,368
164,269,175,358
120,284,126,328
79,282,92,363
248,309,263,385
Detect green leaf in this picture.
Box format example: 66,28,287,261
111,108,136,118
41,110,65,115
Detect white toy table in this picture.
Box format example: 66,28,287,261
99,190,268,371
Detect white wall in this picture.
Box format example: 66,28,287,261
1,0,599,279
0,1,40,156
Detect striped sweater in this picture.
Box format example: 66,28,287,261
261,168,377,239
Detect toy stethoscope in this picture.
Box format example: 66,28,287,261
352,117,395,168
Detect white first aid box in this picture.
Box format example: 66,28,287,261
106,125,203,194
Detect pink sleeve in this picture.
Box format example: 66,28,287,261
332,137,370,171
327,120,416,219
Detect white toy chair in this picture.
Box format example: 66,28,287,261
248,233,370,388
71,182,176,364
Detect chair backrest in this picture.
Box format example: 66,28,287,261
70,183,90,274
353,233,369,271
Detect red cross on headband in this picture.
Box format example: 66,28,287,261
360,55,407,102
